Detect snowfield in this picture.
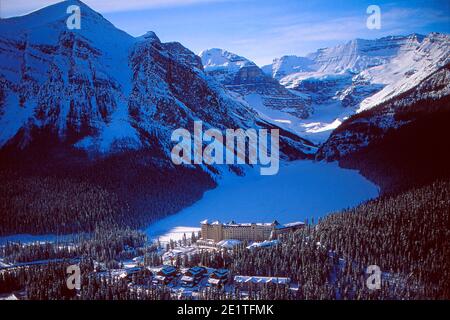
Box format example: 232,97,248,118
245,93,354,144
145,160,379,242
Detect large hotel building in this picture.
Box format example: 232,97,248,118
200,220,304,243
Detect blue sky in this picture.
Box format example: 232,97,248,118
2,0,449,65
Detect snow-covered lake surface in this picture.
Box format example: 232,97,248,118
0,161,378,246
145,160,379,243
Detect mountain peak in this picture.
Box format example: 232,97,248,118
200,48,255,72
1,0,99,25
263,55,316,79
0,0,134,53
137,31,161,43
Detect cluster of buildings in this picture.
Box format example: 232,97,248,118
115,219,302,293
150,265,290,291
152,265,230,288
180,266,208,287
200,219,304,243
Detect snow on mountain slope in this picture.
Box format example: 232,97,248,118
0,1,313,163
200,48,254,79
262,55,316,80
264,35,425,83
308,34,425,74
357,33,450,111
0,0,135,149
317,62,450,161
199,48,313,123
260,33,449,143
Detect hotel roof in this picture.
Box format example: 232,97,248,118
181,275,194,282
159,265,177,275
185,266,206,276
234,276,290,285
210,269,229,277
208,278,222,285
200,220,282,227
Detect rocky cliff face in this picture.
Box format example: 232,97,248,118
200,48,312,120
256,33,450,144
0,0,317,234
316,65,450,194
262,55,316,80
0,1,313,160
317,63,450,161
308,34,425,74
0,0,134,149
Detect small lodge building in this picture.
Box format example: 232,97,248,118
233,275,291,290
181,266,207,287
118,266,147,283
207,269,229,287
153,265,178,285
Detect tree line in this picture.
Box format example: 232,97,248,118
0,148,215,236
1,179,448,300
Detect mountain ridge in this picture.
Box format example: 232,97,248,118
0,0,313,159
253,32,450,143
0,0,313,235
316,62,450,193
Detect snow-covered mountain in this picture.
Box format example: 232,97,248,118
0,0,320,233
199,48,313,123
262,55,316,80
260,33,450,143
0,1,313,160
0,0,134,150
317,62,450,161
200,48,256,83
311,34,425,74
264,34,427,80
316,62,450,193
356,33,449,111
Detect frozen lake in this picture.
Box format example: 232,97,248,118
0,160,379,245
145,160,379,242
